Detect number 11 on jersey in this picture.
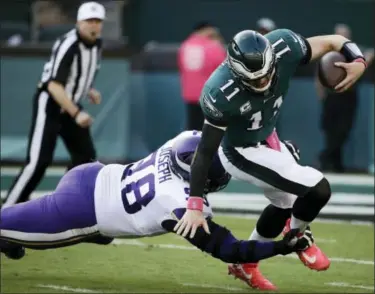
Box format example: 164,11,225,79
220,79,240,101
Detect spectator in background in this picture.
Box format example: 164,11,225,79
256,17,277,35
33,1,71,27
178,22,226,131
317,23,374,173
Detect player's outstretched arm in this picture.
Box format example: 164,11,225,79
165,216,306,263
307,34,349,61
307,34,366,92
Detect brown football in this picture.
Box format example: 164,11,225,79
318,51,347,89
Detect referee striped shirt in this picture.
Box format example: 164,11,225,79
39,29,102,111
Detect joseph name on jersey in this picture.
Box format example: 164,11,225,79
94,131,213,238
200,29,310,147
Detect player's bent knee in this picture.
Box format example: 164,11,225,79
293,177,331,222
306,177,332,206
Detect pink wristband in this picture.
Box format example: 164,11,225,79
354,58,367,68
187,197,204,211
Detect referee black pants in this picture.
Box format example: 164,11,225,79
2,91,96,207
319,92,357,172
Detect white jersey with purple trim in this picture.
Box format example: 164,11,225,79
94,131,213,238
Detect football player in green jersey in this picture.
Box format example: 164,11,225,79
174,28,367,290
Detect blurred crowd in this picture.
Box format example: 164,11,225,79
1,0,128,45
1,1,373,174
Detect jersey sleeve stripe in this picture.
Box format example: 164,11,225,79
204,119,227,131
51,34,77,79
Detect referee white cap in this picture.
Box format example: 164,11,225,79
77,2,106,21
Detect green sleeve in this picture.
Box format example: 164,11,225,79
269,28,312,65
199,89,230,127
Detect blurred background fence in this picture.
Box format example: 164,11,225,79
1,0,374,173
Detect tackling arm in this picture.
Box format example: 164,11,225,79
163,215,301,263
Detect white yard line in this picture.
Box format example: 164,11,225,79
211,195,374,216
326,282,374,291
1,167,67,176
1,191,373,226
216,212,374,226
3,191,374,203
37,284,102,293
112,239,374,265
181,282,246,292
211,193,375,204
324,174,375,186
314,238,337,243
154,235,335,244
37,282,245,293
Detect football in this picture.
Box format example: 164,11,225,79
318,51,347,89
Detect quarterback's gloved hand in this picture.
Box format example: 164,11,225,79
276,227,314,255
283,140,300,162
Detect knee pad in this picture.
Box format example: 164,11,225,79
306,177,331,206
293,178,331,222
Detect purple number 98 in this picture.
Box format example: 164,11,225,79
121,152,157,214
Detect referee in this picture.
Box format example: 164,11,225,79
2,2,106,208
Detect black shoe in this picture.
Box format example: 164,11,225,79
1,244,25,260
6,246,25,260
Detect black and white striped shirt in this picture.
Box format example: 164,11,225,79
39,29,102,107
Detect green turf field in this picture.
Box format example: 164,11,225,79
1,215,374,293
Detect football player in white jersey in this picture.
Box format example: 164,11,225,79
1,131,311,265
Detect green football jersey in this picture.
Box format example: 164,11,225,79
200,29,310,147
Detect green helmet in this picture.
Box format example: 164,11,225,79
227,30,276,92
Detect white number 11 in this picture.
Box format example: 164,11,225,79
219,79,240,101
